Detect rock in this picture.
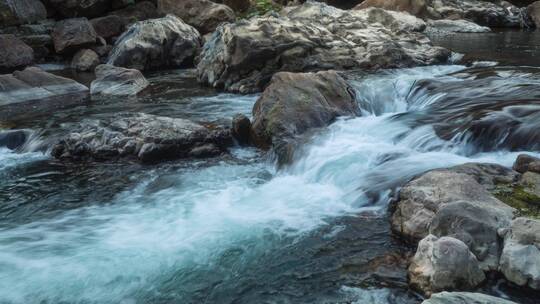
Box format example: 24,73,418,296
197,1,449,93
51,113,232,163
0,129,31,150
71,49,100,72
158,0,235,34
0,0,47,26
218,0,251,12
499,217,540,290
0,67,89,120
90,64,149,96
426,19,491,33
0,35,34,72
355,0,428,16
0,20,55,60
107,15,201,71
231,114,251,144
528,1,540,27
513,154,540,174
422,292,519,304
51,18,97,54
109,1,161,27
46,0,110,18
251,71,359,164
409,235,485,296
392,163,515,270
90,15,124,39
518,171,540,198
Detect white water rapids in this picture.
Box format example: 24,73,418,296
0,65,534,303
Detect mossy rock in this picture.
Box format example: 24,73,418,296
493,183,540,219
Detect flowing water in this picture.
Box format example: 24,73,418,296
1,32,540,303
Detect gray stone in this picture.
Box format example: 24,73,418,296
0,35,34,71
426,19,491,33
158,0,235,34
0,0,46,27
107,15,201,71
513,154,540,174
71,49,100,72
90,64,149,96
90,15,125,39
51,18,97,54
422,292,518,304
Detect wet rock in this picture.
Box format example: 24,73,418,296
355,0,427,16
0,67,89,119
499,217,540,290
107,15,201,71
197,1,449,93
90,15,124,39
158,0,235,34
90,64,149,96
528,1,540,27
46,0,110,18
51,113,232,163
108,1,161,27
0,129,31,150
0,0,47,27
51,18,97,54
0,20,55,61
231,114,251,144
0,35,34,72
409,235,485,296
392,163,515,270
513,154,540,174
422,292,518,304
426,19,491,33
251,70,359,164
71,49,100,72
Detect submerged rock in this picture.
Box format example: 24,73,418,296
90,64,149,96
0,0,46,27
107,15,201,71
197,1,449,93
250,70,359,164
0,35,34,72
51,113,232,163
158,0,235,34
51,18,97,54
409,235,485,296
422,292,518,304
499,217,540,290
71,49,100,72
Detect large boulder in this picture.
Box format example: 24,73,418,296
0,0,46,27
51,113,232,163
250,70,359,164
409,235,485,296
46,0,110,18
71,49,100,72
0,67,89,120
90,15,125,39
422,292,518,304
527,1,540,27
107,15,201,71
392,163,516,270
499,217,540,289
158,0,235,34
90,64,149,96
197,1,449,93
51,18,97,54
0,35,34,72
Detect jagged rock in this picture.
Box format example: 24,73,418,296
0,0,46,27
107,15,201,71
426,19,491,33
108,1,161,27
46,0,110,18
528,1,540,27
392,163,516,270
51,18,97,54
197,1,449,93
499,217,540,290
71,49,100,72
0,67,89,119
51,113,232,163
409,235,485,296
158,0,235,34
90,15,124,39
422,292,519,304
0,35,34,72
251,70,359,164
231,113,251,144
514,154,540,174
90,64,149,96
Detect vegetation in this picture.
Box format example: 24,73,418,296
493,183,540,219
241,0,283,19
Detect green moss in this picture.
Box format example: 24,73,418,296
493,183,540,219
239,0,282,19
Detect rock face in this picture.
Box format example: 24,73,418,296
0,0,46,27
409,235,485,296
392,163,516,270
197,1,449,93
250,71,359,164
51,18,97,54
47,0,110,18
51,113,232,163
426,19,491,33
90,15,125,39
499,217,540,290
0,67,89,119
0,35,34,72
90,64,149,96
71,49,100,72
107,15,201,71
422,292,519,304
528,1,540,27
158,0,235,34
